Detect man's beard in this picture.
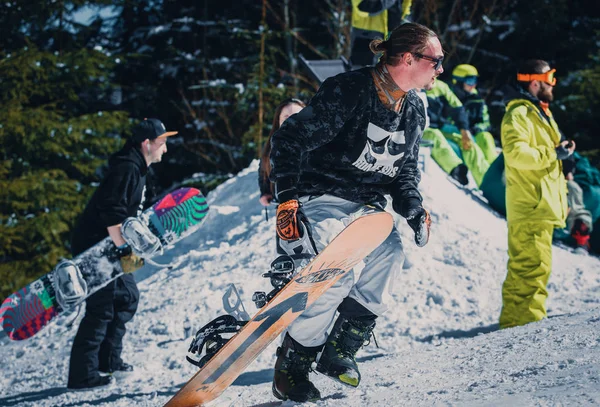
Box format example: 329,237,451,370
423,76,438,91
537,86,554,103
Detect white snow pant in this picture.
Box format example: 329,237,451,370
287,194,404,347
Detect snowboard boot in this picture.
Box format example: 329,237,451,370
316,314,376,387
100,361,134,375
571,219,591,253
272,333,322,402
450,163,469,186
68,374,113,390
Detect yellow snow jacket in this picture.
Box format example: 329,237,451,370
501,98,567,226
351,0,388,35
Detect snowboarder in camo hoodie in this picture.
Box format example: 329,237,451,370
268,22,442,402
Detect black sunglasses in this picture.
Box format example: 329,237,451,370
414,52,444,70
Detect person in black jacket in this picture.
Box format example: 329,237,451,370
269,22,439,402
67,118,176,389
258,98,306,206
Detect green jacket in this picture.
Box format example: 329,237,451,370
451,84,492,135
573,152,600,224
425,79,469,131
501,98,567,226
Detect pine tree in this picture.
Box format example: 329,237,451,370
0,46,129,301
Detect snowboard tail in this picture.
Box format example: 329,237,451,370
1,187,209,341
165,211,394,407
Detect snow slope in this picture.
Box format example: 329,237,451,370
1,159,599,407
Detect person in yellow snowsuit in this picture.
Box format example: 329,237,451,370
499,59,575,329
350,0,412,67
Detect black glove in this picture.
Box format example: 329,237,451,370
394,197,423,219
562,156,576,177
556,144,573,160
274,177,298,204
394,197,431,247
407,209,431,247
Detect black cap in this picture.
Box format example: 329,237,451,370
130,118,178,144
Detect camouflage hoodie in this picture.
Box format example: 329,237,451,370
270,66,426,210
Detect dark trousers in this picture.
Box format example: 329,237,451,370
68,274,139,385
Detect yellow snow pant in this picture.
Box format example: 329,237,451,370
474,131,498,164
422,128,495,187
499,221,554,329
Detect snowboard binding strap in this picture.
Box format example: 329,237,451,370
53,260,88,310
252,219,317,309
186,315,247,368
121,217,163,260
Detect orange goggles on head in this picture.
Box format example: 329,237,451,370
516,68,557,86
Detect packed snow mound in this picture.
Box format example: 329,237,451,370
1,159,599,407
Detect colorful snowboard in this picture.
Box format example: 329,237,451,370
165,211,394,407
0,187,209,341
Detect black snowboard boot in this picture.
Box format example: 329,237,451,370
450,163,469,186
316,315,376,387
68,374,113,390
100,361,134,375
273,333,322,402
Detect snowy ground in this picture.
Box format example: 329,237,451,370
1,158,600,407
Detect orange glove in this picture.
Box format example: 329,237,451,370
276,200,303,241
114,244,145,273
460,129,473,151
120,252,145,273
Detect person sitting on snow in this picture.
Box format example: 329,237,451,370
450,64,498,164
561,157,594,253
422,77,494,187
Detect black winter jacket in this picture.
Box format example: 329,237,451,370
71,146,148,255
270,67,426,210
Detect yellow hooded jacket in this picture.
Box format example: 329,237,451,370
501,98,567,226
351,0,388,35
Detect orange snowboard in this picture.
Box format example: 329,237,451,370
165,211,394,407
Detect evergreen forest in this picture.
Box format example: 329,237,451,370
1,0,600,301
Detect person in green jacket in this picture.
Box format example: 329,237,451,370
422,78,492,186
499,59,575,329
451,64,498,164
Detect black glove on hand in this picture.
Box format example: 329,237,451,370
407,209,431,247
394,197,423,219
394,198,431,247
556,144,573,160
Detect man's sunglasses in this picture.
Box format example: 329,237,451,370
516,68,557,86
414,52,444,70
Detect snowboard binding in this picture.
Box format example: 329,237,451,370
252,254,301,308
121,217,163,258
120,217,172,267
186,315,247,368
53,260,88,310
252,219,317,309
